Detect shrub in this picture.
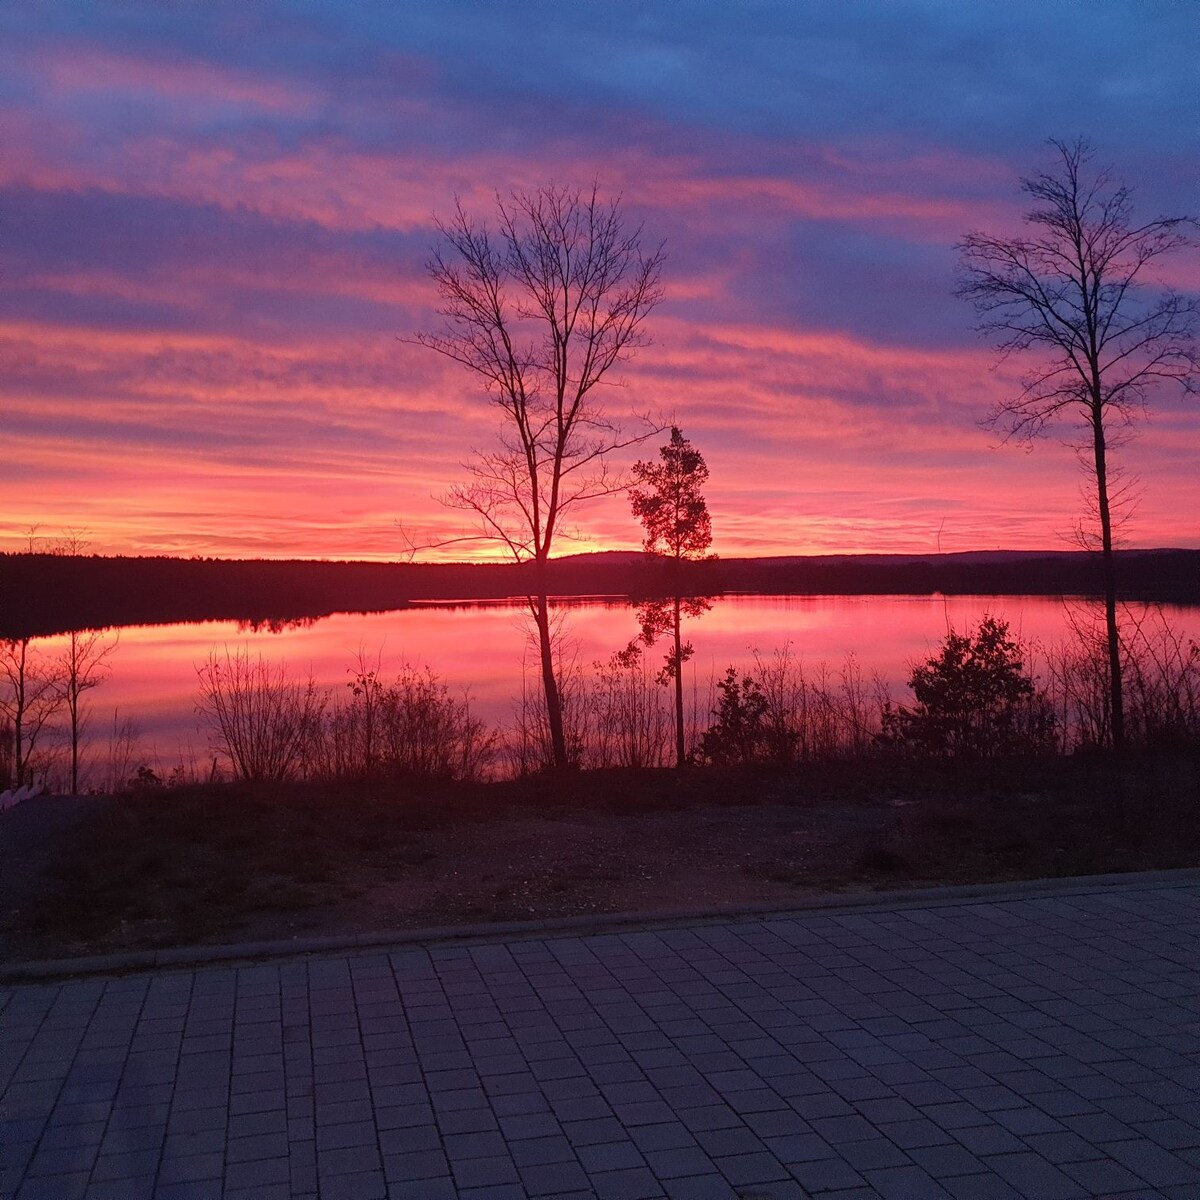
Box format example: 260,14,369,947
695,667,770,765
377,665,496,780
196,650,326,782
881,617,1057,758
1041,604,1200,752
504,627,587,775
320,660,497,782
750,644,889,762
583,643,671,769
1120,609,1200,748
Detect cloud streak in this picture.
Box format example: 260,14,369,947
2,1,1196,559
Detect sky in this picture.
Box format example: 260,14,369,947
2,0,1197,561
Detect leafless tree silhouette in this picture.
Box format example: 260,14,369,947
57,629,118,794
957,138,1198,748
413,185,665,768
0,638,62,788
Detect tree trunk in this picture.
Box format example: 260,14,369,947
1092,409,1125,750
13,640,27,788
531,584,569,769
673,594,685,768
69,692,79,795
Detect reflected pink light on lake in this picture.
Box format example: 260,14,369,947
32,595,1199,781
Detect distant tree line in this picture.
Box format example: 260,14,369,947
3,549,1198,640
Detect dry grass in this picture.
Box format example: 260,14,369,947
4,750,1197,961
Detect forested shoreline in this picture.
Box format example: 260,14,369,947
2,548,1198,638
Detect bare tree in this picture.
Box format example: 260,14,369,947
630,426,715,767
0,638,62,788
414,184,665,768
956,138,1198,749
52,528,93,556
56,629,118,794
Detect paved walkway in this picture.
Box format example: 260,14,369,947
3,881,1200,1200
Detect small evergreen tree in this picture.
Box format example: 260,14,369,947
696,668,769,766
881,617,1056,758
630,426,714,766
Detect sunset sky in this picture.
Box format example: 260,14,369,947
3,1,1197,561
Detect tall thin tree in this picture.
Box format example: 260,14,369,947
57,629,118,794
630,426,714,767
956,138,1198,748
414,185,665,768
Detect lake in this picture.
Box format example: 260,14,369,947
19,592,1198,787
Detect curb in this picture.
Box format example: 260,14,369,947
5,867,1199,985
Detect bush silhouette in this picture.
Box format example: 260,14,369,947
696,668,770,765
881,617,1056,758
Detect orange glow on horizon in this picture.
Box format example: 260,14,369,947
3,12,1196,563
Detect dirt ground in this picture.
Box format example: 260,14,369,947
3,752,1198,962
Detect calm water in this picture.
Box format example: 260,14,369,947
26,593,1200,782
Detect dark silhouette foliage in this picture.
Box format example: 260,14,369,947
5,550,1199,640
881,617,1057,758
695,667,769,765
630,426,713,562
629,426,714,766
413,184,665,769
957,138,1199,748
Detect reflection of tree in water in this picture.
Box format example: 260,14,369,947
635,595,713,677
236,616,319,634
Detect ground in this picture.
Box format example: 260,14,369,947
2,752,1198,963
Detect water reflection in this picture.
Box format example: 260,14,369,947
7,594,1198,790
235,616,319,634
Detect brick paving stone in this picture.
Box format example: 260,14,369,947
983,1150,1090,1198
154,1151,224,1185
435,1105,499,1135
457,1185,527,1200
564,1115,630,1146
520,1158,593,1195
629,1121,697,1152
381,1146,449,1180
1138,1118,1200,1150
590,1165,667,1199
449,1152,522,1188
1060,1156,1148,1193
1103,1137,1200,1187
83,1177,158,1200
714,1149,791,1184
659,1173,740,1199
6,881,1200,1200
16,1172,91,1200
908,1140,989,1177
1022,1129,1108,1164
578,1140,647,1172
865,1163,955,1197
510,1134,577,1166
881,1117,956,1149
789,1155,867,1192
941,1171,1029,1199
840,1136,914,1170
993,1105,1068,1136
